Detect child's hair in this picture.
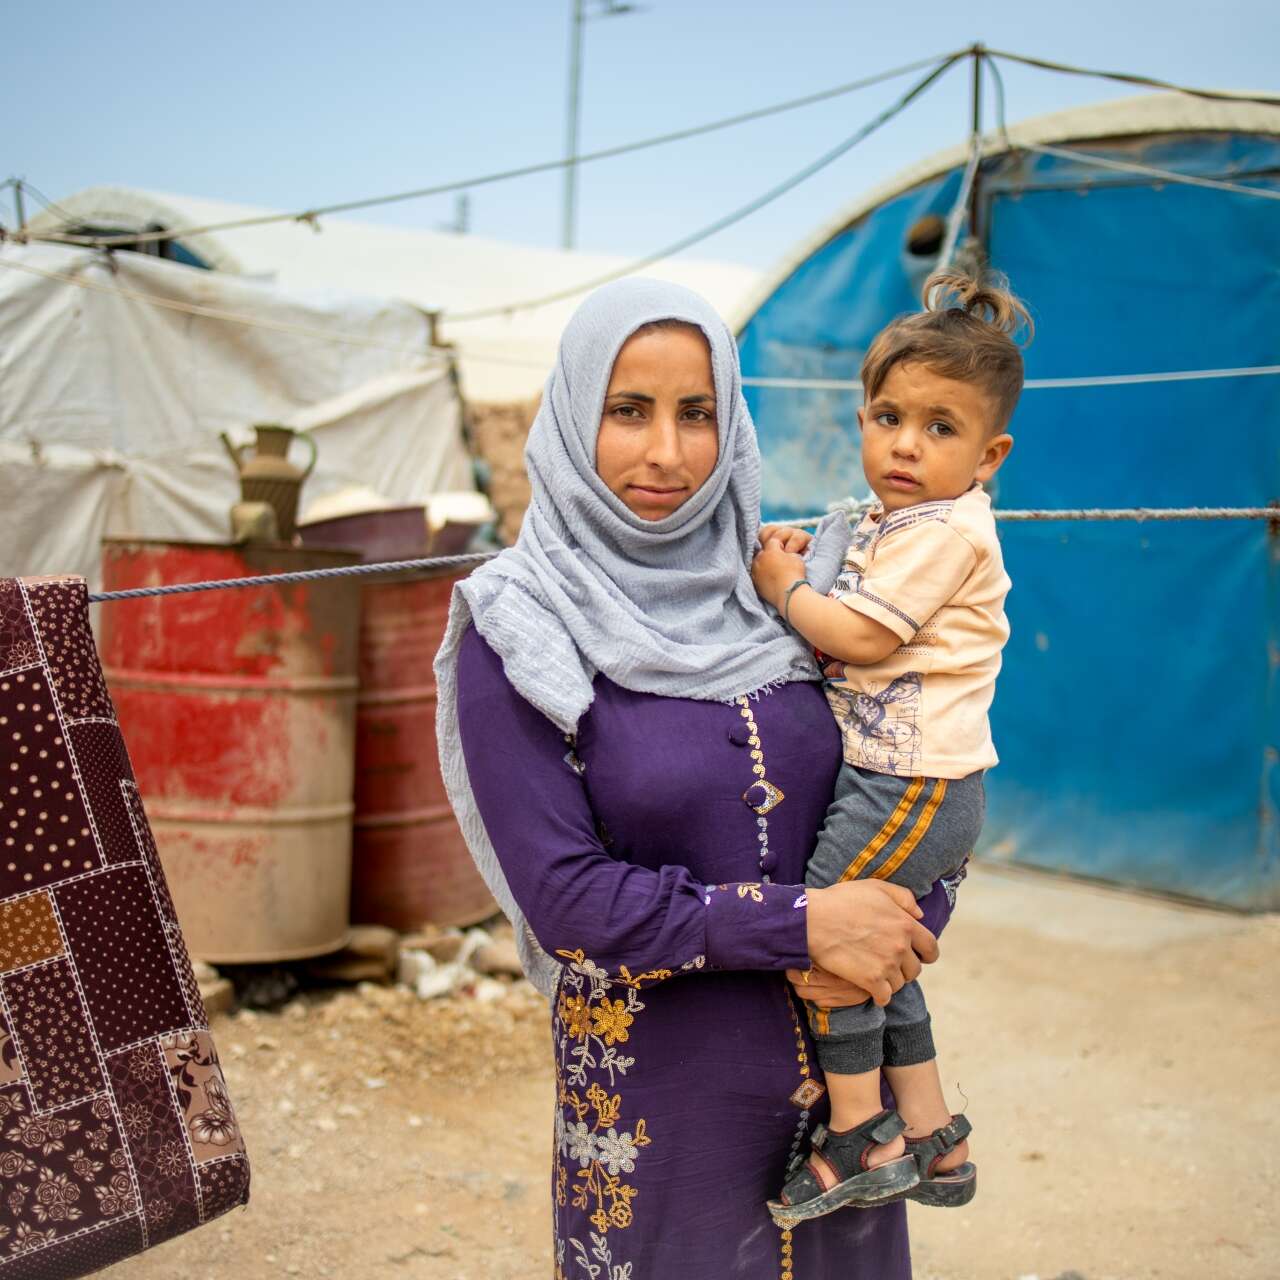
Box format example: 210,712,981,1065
860,269,1033,432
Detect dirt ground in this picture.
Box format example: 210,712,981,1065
107,863,1279,1280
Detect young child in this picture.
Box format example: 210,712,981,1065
750,269,1030,1223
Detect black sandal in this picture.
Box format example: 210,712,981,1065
767,1110,919,1226
899,1114,976,1208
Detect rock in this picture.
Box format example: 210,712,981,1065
199,976,236,1018
398,948,483,1000
472,978,506,1003
471,937,522,977
400,926,467,964
306,926,399,985
347,924,400,963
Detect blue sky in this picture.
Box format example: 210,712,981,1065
5,1,1277,270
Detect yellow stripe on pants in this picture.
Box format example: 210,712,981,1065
874,777,948,883
836,776,925,884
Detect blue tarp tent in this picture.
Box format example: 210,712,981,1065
736,94,1280,909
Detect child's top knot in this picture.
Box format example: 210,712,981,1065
923,268,1034,345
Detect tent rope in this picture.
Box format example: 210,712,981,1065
1015,140,1280,203
440,57,962,323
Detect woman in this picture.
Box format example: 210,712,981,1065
435,279,948,1279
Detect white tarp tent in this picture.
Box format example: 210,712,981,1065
0,241,474,590
22,187,763,403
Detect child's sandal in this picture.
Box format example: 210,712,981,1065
766,1110,920,1226
900,1113,976,1208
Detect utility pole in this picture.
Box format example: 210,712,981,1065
563,0,584,249
562,0,638,250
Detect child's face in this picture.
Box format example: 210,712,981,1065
858,361,1013,511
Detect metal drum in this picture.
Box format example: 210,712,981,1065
98,540,361,963
351,569,495,930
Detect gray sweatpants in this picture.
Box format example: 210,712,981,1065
803,764,983,1075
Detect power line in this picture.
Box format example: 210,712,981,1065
441,55,964,322
25,49,966,250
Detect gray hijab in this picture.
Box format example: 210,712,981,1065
434,277,847,994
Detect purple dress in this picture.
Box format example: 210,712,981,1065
457,628,954,1280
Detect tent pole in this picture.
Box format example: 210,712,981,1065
13,179,25,234
970,44,983,139
968,45,985,251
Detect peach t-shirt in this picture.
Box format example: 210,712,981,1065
824,485,1010,780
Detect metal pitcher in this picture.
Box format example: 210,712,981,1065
221,424,318,542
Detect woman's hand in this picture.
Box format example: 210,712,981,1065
804,881,939,1007
786,965,873,1008
758,524,814,555
751,545,806,610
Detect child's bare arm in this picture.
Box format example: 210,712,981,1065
750,545,899,665
784,580,900,665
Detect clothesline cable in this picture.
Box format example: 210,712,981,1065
787,506,1279,528
85,506,1279,604
441,56,963,323
86,552,501,604
19,49,966,251
742,363,1280,392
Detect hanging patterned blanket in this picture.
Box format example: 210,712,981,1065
0,577,248,1277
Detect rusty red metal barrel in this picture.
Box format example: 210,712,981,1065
98,539,361,963
296,506,495,931
349,569,495,930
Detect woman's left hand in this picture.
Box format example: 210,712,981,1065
758,524,814,554
786,965,874,1008
751,545,806,608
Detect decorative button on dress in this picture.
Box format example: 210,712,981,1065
457,628,956,1280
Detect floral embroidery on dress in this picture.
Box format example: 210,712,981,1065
552,949,653,1273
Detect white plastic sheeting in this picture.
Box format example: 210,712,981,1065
24,187,762,403
0,242,475,590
